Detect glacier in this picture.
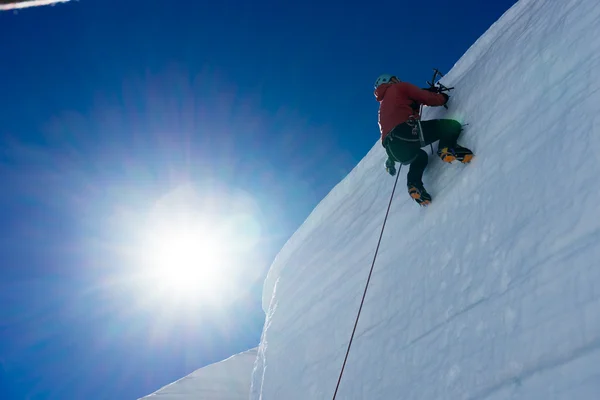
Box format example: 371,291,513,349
143,0,600,398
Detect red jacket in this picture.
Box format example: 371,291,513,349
375,81,447,141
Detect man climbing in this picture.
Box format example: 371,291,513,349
374,73,473,206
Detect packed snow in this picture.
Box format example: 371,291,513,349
143,0,600,398
139,348,257,399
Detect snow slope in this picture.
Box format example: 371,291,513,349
252,0,600,399
139,348,257,399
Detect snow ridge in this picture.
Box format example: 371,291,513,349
139,348,258,400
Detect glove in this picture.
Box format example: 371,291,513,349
385,158,396,176
440,92,449,105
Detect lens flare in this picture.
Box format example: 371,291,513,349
131,183,263,308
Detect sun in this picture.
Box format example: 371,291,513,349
150,225,224,294
139,216,230,304
128,184,263,308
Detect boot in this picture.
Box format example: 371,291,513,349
407,182,432,207
438,144,474,164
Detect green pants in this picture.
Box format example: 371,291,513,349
384,119,462,185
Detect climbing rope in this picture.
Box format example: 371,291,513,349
331,165,402,399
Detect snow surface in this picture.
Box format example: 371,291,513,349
143,0,600,398
139,348,257,399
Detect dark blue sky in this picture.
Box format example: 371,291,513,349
0,0,516,398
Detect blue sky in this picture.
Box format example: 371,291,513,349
0,0,516,398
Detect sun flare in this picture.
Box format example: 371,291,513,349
150,227,225,294
131,184,263,307
140,218,230,303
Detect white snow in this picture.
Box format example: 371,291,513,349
143,0,600,398
139,348,257,399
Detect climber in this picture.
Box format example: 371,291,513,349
374,74,473,206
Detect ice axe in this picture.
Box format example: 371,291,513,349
417,68,455,153
425,68,454,109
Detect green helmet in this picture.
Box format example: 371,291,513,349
374,74,395,89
